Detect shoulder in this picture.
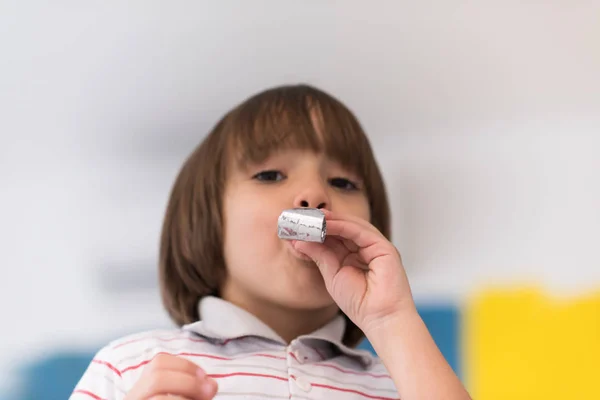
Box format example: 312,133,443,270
107,328,200,353
96,328,209,370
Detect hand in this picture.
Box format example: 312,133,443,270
292,209,416,335
124,353,218,400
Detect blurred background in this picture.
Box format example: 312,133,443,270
1,1,599,399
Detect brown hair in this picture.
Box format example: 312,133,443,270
159,84,391,347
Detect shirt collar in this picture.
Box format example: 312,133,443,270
182,296,373,366
187,296,289,344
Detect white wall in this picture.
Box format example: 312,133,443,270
1,1,599,395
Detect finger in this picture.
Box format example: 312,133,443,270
323,225,360,253
199,379,218,400
323,209,380,234
147,353,203,376
139,370,217,400
342,238,359,253
323,238,367,269
325,220,380,249
342,252,369,270
326,220,397,265
322,236,351,260
292,241,343,285
295,239,367,272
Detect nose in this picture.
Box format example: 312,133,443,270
293,179,329,210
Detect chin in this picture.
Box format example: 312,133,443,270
279,284,336,311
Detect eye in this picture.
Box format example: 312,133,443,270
253,170,286,182
329,177,359,191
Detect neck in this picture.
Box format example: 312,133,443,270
220,286,339,343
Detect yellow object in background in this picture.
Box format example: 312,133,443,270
464,286,600,399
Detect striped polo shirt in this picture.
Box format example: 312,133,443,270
70,296,399,400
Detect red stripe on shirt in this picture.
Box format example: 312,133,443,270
182,351,286,361
174,352,231,360
210,372,289,382
120,351,286,374
92,359,122,377
221,336,248,345
120,358,152,374
288,351,300,362
121,351,230,373
73,389,106,400
314,348,326,360
180,351,286,361
252,353,287,360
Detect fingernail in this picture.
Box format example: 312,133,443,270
201,378,217,396
196,367,206,378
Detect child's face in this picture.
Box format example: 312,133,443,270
220,147,371,312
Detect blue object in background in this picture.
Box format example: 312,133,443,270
8,304,460,399
13,352,95,400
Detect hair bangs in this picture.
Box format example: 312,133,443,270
309,92,372,180
226,87,324,169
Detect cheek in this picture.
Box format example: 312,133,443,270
357,196,371,221
227,198,276,234
338,194,371,221
222,194,279,261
